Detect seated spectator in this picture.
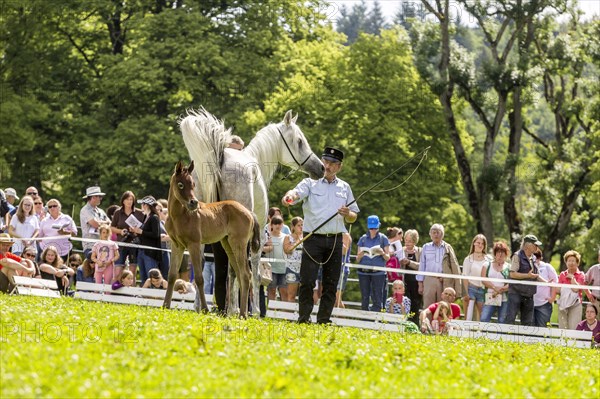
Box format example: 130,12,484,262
38,198,77,262
67,253,83,275
386,280,411,315
8,195,39,256
173,279,196,294
431,301,452,335
39,245,74,295
20,246,41,278
142,268,168,289
112,269,135,290
91,224,119,285
419,287,461,333
76,258,95,285
576,303,600,348
0,233,37,292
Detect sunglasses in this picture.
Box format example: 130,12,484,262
34,202,42,205
48,205,58,208
27,192,38,196
24,253,36,258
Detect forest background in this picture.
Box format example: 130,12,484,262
1,0,598,268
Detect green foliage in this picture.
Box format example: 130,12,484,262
1,295,599,398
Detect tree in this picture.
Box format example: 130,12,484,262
336,0,387,44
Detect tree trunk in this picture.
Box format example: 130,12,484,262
505,88,524,252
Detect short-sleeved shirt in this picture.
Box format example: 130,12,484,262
558,270,586,301
264,234,287,274
92,240,119,270
111,208,144,243
357,232,389,269
80,203,109,251
9,215,39,254
428,302,461,320
292,177,359,234
585,265,600,300
0,252,23,270
534,262,558,307
417,241,446,282
38,213,78,256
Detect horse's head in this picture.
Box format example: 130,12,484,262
171,161,200,211
277,110,324,179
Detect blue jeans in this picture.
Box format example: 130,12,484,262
506,292,535,326
358,272,386,312
534,302,553,327
138,249,159,284
202,261,215,295
480,301,509,323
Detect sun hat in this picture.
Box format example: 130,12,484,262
137,195,157,206
0,233,13,244
5,188,19,200
82,186,106,199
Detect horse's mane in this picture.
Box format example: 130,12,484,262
179,108,232,203
244,123,283,185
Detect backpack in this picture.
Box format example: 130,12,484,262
386,255,402,282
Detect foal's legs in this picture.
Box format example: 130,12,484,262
163,245,184,309
223,238,251,318
188,243,207,313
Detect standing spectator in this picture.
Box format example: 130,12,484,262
506,235,547,326
386,279,411,315
39,245,74,295
555,250,587,330
8,195,39,256
281,146,359,324
403,229,422,324
283,216,303,302
386,227,404,298
357,215,390,311
0,233,37,293
110,191,144,282
480,242,510,323
128,196,161,284
79,186,109,260
2,188,18,229
533,249,558,327
228,135,245,150
576,304,600,347
38,198,77,262
32,196,46,223
155,201,172,281
335,232,353,308
264,207,291,235
91,224,119,285
417,224,462,308
264,215,288,301
585,249,600,306
462,234,491,321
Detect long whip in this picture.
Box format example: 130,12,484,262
290,146,431,250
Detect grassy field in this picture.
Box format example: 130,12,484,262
1,295,598,398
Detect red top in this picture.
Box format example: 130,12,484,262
428,302,461,320
0,252,23,270
558,270,587,300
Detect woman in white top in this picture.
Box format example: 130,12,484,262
283,216,303,302
480,242,511,323
263,215,288,301
462,234,491,320
8,196,40,256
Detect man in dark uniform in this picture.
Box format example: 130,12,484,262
282,147,359,324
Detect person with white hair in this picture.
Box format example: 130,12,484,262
416,223,463,308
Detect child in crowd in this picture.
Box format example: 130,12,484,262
386,280,411,315
91,224,119,285
173,279,196,294
68,253,83,274
431,301,452,335
112,269,135,290
142,268,168,289
39,245,73,294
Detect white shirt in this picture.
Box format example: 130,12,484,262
534,261,558,307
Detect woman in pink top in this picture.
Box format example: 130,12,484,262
554,250,588,330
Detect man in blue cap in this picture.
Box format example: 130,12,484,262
282,146,359,324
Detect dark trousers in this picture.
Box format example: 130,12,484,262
358,272,386,312
298,234,343,324
212,242,229,314
534,302,553,328
506,292,535,326
404,274,422,324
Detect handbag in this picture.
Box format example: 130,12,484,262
259,261,272,286
557,286,579,311
484,291,502,307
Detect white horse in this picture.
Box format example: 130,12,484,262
180,108,324,315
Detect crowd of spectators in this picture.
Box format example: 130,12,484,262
1,186,599,344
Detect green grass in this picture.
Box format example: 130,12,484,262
1,295,598,398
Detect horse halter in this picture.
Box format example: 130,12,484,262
277,124,313,180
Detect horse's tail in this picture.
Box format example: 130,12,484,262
250,212,261,254
179,107,232,203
